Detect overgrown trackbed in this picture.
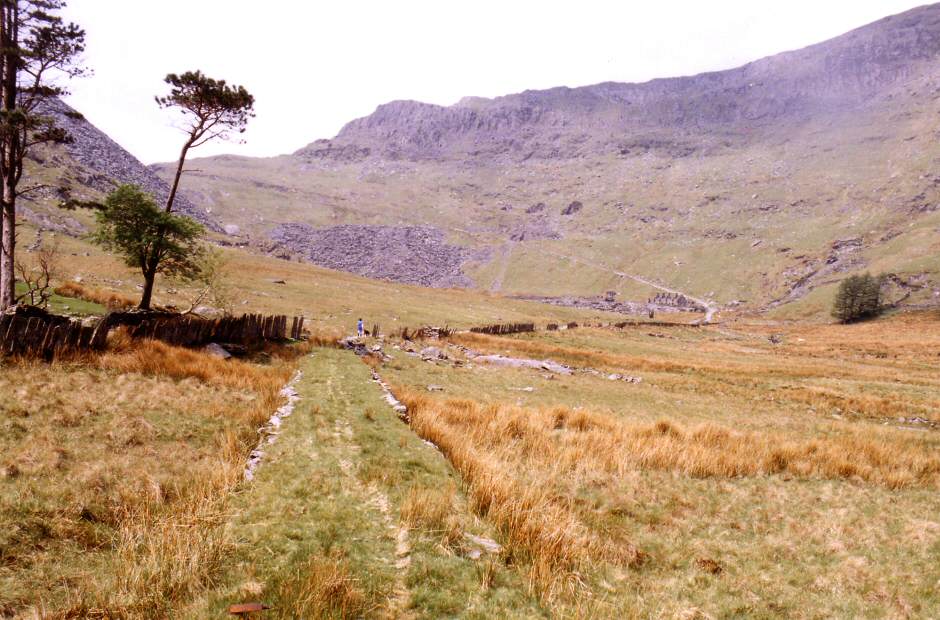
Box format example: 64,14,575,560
189,348,540,619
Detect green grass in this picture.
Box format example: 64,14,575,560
13,280,106,316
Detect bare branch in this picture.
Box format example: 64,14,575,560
16,182,48,196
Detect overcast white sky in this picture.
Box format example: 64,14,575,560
60,0,928,164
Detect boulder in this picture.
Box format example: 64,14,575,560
475,354,573,375
420,346,448,360
203,343,232,360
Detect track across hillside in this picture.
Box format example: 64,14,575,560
545,251,718,322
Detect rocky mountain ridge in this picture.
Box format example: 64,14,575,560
298,4,940,162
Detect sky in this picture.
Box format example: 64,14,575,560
60,0,928,164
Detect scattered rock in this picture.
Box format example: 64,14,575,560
427,385,445,392
223,223,241,236
561,200,583,216
465,533,502,559
526,202,546,214
245,369,304,480
475,354,572,375
341,337,370,356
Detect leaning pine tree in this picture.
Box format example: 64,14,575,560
0,0,85,310
131,70,254,309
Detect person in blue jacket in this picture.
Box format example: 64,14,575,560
357,318,364,338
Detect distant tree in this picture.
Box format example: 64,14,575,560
93,184,204,310
0,0,86,309
156,70,254,213
832,273,884,323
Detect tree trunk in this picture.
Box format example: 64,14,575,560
0,195,13,309
0,1,17,311
164,140,191,213
139,263,157,310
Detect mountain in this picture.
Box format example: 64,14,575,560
19,99,216,235
153,4,940,315
305,4,940,162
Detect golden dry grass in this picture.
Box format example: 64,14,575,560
394,379,940,603
0,338,306,617
305,325,345,348
400,484,455,532
54,280,136,310
449,317,940,423
271,556,369,619
370,312,940,616
397,388,644,600
98,333,299,429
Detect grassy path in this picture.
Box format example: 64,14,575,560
183,347,542,619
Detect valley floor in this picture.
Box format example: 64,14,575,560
3,306,939,617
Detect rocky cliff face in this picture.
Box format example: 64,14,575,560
297,4,940,161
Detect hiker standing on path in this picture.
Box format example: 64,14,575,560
357,318,364,338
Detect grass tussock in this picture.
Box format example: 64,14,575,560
391,384,940,607
54,281,136,310
269,556,369,619
400,484,455,532
305,325,345,348
397,388,643,600
104,470,236,617
401,390,940,492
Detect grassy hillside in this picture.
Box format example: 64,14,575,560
14,223,634,330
